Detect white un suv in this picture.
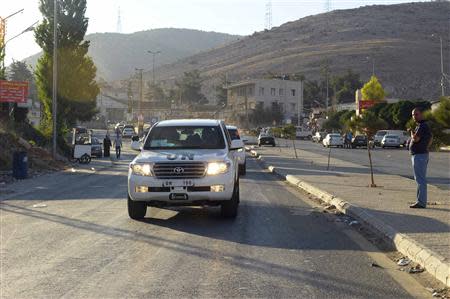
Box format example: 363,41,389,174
128,119,241,219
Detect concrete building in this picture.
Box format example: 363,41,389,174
226,79,303,125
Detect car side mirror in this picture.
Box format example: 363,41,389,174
230,139,244,150
131,135,140,142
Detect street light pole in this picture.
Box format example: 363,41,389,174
432,34,445,97
147,50,161,84
0,8,24,79
52,0,58,159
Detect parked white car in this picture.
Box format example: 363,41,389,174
122,125,136,138
374,130,408,147
226,125,246,175
128,119,241,219
381,135,402,148
322,133,344,148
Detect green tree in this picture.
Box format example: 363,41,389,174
349,111,388,137
7,60,36,122
34,0,99,137
215,74,230,107
331,70,363,103
361,76,385,101
303,80,321,109
432,97,450,128
176,70,207,106
322,110,349,132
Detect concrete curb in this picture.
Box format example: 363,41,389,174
254,151,450,286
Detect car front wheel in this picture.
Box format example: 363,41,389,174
128,195,147,219
221,181,239,218
239,162,246,176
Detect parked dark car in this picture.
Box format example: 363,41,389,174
258,134,276,147
91,137,103,157
351,135,368,148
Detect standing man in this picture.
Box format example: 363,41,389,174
103,133,111,157
114,134,123,159
409,108,432,209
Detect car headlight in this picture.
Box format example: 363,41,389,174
206,162,230,175
130,163,153,176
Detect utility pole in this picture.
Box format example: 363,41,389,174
432,34,445,96
325,69,329,111
297,80,303,127
439,36,445,96
135,68,144,136
147,50,161,85
52,0,58,159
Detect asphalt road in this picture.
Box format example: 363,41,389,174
288,139,450,190
1,146,429,298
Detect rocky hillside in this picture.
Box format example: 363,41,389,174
151,1,450,101
24,28,239,81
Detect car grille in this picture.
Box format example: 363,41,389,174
153,162,206,179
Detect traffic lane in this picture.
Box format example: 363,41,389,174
293,139,450,189
1,158,418,298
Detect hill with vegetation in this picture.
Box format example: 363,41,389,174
150,1,449,102
24,28,240,81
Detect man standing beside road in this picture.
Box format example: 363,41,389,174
409,108,432,209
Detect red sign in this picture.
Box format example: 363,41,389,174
359,100,375,110
0,80,29,103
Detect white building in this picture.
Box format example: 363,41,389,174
226,79,304,124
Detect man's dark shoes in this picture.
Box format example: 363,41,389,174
410,202,426,209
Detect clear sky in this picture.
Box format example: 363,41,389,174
3,0,430,65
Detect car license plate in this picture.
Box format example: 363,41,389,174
162,180,194,187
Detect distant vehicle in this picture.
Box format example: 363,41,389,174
323,133,344,148
374,130,408,147
373,130,387,146
74,126,87,134
91,137,103,157
351,135,368,148
241,135,258,145
381,135,401,148
258,134,276,147
295,126,313,140
115,122,126,133
227,125,246,175
312,132,326,143
122,125,135,138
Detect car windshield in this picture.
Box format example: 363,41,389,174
386,135,398,138
376,131,387,136
143,125,225,150
227,128,240,140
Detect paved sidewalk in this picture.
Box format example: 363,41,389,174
251,145,450,286
0,154,124,201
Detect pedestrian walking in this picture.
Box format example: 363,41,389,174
114,134,123,159
409,107,432,209
103,134,111,157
